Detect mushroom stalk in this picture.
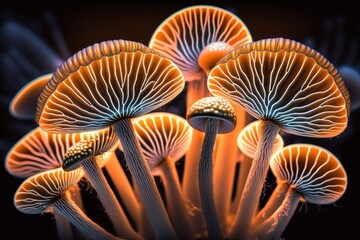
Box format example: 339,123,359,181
253,182,289,226
54,194,120,240
105,152,141,227
54,208,74,240
230,120,279,239
82,157,141,240
113,118,177,240
160,158,196,240
249,189,301,239
199,118,223,240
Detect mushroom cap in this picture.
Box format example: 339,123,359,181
237,120,284,158
35,39,185,133
14,167,83,215
270,144,347,205
187,96,236,134
149,5,252,82
119,112,192,175
5,127,118,178
208,38,350,138
9,73,52,120
63,127,119,171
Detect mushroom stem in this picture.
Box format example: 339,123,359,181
199,118,223,240
183,73,209,231
54,194,120,240
230,154,252,216
230,120,280,239
213,105,246,225
113,118,177,240
105,152,141,228
252,182,289,226
54,207,74,240
249,189,301,239
160,158,196,240
81,157,141,240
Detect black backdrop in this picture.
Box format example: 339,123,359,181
1,1,358,239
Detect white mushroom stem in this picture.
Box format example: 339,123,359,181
105,152,141,228
81,157,141,240
199,118,223,240
252,182,289,226
249,188,301,239
113,118,177,240
54,194,121,240
230,120,280,239
160,158,196,240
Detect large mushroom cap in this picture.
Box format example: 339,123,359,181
270,144,347,205
187,96,236,134
63,127,119,171
237,120,284,158
149,5,252,82
35,39,185,133
14,167,83,215
208,38,350,138
9,73,52,120
120,112,192,175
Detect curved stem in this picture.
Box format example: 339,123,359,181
54,194,121,240
82,157,141,240
199,118,223,240
230,120,280,239
213,104,247,228
160,158,195,240
249,189,300,239
183,72,209,233
253,182,289,226
114,119,177,240
105,152,141,228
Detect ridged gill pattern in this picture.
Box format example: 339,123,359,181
14,167,83,214
270,144,347,204
149,5,252,81
36,39,184,133
128,112,192,174
237,120,284,158
208,38,350,138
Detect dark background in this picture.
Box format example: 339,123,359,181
1,1,359,239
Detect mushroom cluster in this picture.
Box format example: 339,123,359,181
5,5,350,240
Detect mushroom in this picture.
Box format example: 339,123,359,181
63,127,140,239
187,96,236,239
208,38,350,238
149,6,252,224
250,144,347,239
232,120,284,216
9,73,52,120
35,39,183,239
14,167,120,240
121,112,194,240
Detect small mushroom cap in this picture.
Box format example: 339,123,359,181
35,39,184,133
62,127,119,171
208,38,350,138
122,112,192,175
270,144,347,205
187,96,236,134
10,73,52,120
14,167,83,215
237,120,284,158
149,5,252,82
